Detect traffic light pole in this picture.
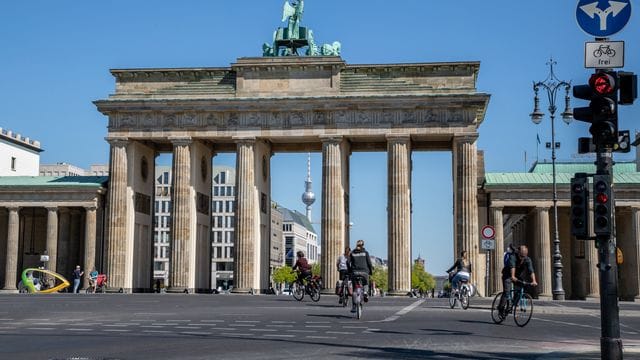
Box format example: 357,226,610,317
595,145,623,360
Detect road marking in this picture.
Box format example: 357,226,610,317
341,326,368,329
234,324,256,327
80,323,103,326
0,319,14,321
114,323,139,326
176,326,202,330
104,324,128,327
141,325,165,329
200,320,224,323
142,330,171,334
263,334,294,338
31,323,58,326
135,313,176,316
287,329,316,333
0,327,16,330
326,331,355,335
250,328,277,332
266,325,293,328
271,321,295,324
103,329,130,332
167,320,190,323
305,325,330,328
305,321,330,324
306,336,336,339
235,320,260,323
67,328,92,331
221,332,251,336
380,299,425,322
27,328,55,331
180,331,211,336
131,319,155,322
151,323,172,326
25,318,48,321
214,328,237,331
535,317,598,330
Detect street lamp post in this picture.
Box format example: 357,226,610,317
530,58,572,301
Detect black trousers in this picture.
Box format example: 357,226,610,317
499,277,512,309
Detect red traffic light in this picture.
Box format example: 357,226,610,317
590,72,616,95
596,193,608,204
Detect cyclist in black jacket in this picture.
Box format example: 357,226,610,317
349,239,373,311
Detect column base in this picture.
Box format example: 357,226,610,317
0,289,19,294
105,287,131,294
586,294,600,301
635,296,640,302
386,290,411,297
230,288,256,295
166,287,194,294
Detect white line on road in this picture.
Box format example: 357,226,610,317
180,331,211,336
266,325,293,328
305,321,330,324
0,327,16,330
166,320,190,323
306,336,336,339
176,326,202,330
235,320,260,323
103,329,130,332
380,299,425,322
66,328,92,331
142,330,171,334
250,328,277,332
200,320,224,323
141,325,165,329
341,326,368,329
263,334,294,338
25,318,49,321
305,325,331,328
26,328,55,331
31,323,58,326
326,331,355,335
271,321,295,324
287,329,317,333
234,324,256,327
103,324,129,327
0,319,14,321
214,328,237,331
221,332,251,336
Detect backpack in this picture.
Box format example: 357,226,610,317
503,252,512,268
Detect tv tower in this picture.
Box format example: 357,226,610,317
301,153,316,221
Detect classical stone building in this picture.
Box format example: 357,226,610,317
94,56,490,294
480,160,640,300
0,176,107,292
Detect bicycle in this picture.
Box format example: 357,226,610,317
351,275,366,319
491,280,535,327
292,275,321,302
338,275,350,308
593,44,616,58
448,280,471,310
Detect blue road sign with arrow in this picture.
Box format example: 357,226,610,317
576,0,632,37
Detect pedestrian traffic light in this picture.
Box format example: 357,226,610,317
618,72,637,105
570,176,589,239
573,71,619,146
593,175,613,237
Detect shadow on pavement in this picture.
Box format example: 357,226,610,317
306,313,353,320
420,328,473,336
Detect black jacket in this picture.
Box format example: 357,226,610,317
349,248,373,277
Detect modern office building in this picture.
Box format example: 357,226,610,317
281,206,318,267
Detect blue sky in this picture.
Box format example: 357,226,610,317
1,1,639,274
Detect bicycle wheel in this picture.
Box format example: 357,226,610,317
448,291,457,309
491,292,506,324
514,293,534,327
292,283,304,301
341,285,348,307
310,286,321,302
460,286,470,310
85,287,93,294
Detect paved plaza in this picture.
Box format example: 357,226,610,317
0,294,639,359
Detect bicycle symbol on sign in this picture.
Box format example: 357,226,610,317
593,44,616,58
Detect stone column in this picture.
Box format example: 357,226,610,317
632,207,640,300
69,209,82,272
453,136,480,286
83,206,97,289
387,135,412,295
490,207,504,295
45,207,58,273
534,207,552,297
233,138,257,293
3,207,20,291
168,138,192,293
57,208,71,279
104,139,129,291
586,207,599,298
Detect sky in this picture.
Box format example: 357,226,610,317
1,1,639,274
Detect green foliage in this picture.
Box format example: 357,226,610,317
371,267,388,292
311,262,321,277
411,263,436,293
272,265,297,285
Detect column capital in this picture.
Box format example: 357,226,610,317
169,136,192,146
44,206,58,212
385,134,411,143
58,207,70,215
489,206,504,212
6,206,20,213
84,205,98,212
452,134,479,145
319,135,344,144
105,137,129,147
232,136,256,145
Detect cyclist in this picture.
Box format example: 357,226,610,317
349,240,373,312
88,268,99,292
446,250,472,294
501,245,538,315
292,250,312,285
336,246,351,304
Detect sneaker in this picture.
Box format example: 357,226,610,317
338,298,343,305
364,294,369,303
351,306,357,313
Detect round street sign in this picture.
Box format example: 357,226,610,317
576,0,632,37
481,225,495,240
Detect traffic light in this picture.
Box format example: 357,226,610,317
570,176,589,239
593,175,613,237
618,72,637,105
573,71,619,145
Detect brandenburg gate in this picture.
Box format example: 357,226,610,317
94,2,490,294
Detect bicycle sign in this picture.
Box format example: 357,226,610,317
585,41,624,68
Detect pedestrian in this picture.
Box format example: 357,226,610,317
72,265,84,294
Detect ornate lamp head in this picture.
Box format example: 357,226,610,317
530,85,544,124
560,85,573,124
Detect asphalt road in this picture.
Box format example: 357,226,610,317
0,294,639,360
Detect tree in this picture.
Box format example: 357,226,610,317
311,262,321,277
411,263,435,293
272,265,297,286
371,266,388,292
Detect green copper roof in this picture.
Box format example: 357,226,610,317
485,173,640,186
530,161,637,174
0,176,108,188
